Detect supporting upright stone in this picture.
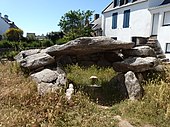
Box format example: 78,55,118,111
124,71,144,100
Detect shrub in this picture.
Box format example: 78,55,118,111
0,35,2,41
41,39,54,47
0,40,13,48
55,38,68,45
5,28,23,41
27,41,41,48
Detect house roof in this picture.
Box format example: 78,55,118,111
102,0,147,14
102,1,113,14
91,17,102,30
149,0,170,10
161,0,170,5
1,17,18,29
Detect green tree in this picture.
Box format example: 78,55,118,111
46,31,64,43
5,28,23,41
58,10,94,41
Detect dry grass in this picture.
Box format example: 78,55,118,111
0,62,116,127
0,62,170,127
111,64,170,127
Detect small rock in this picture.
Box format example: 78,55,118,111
113,115,134,127
37,82,53,95
118,120,134,127
55,73,67,86
37,82,61,95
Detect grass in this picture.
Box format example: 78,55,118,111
0,62,117,127
65,64,117,87
0,62,170,126
111,80,170,126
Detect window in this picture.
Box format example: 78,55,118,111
114,0,132,7
165,43,170,53
113,0,119,7
163,11,170,26
125,0,132,4
123,9,130,28
112,12,118,29
120,0,125,6
111,37,117,40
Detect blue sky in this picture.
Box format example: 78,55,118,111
0,0,111,36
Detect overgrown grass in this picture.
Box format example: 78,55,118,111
0,62,170,126
66,64,117,87
111,69,170,127
0,62,116,127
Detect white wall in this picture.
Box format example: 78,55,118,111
103,0,151,41
102,0,170,59
0,17,10,35
150,5,170,59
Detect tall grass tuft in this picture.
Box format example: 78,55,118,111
65,64,117,87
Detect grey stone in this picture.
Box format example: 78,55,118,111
37,82,53,95
153,64,165,72
124,71,143,100
97,57,111,67
33,68,67,95
31,69,59,83
37,82,60,95
104,52,123,63
14,49,41,62
79,61,95,66
58,55,73,65
123,46,156,57
55,73,67,86
136,73,144,83
44,36,134,56
109,73,128,100
118,120,134,127
113,57,159,72
19,53,55,70
113,115,134,127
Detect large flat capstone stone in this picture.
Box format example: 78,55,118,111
44,36,134,56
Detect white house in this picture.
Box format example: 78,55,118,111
91,14,103,36
102,0,170,59
0,13,18,37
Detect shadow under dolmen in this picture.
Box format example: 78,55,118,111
83,73,129,106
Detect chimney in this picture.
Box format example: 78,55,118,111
94,14,100,20
4,15,8,19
